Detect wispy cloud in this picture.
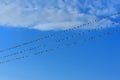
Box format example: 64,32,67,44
0,0,119,31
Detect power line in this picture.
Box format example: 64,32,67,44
0,24,120,65
0,12,120,53
0,21,119,60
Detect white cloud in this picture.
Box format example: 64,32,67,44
0,0,119,31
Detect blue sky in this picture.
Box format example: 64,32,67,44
0,0,120,80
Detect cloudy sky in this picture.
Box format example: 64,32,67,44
0,0,120,80
0,0,120,30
